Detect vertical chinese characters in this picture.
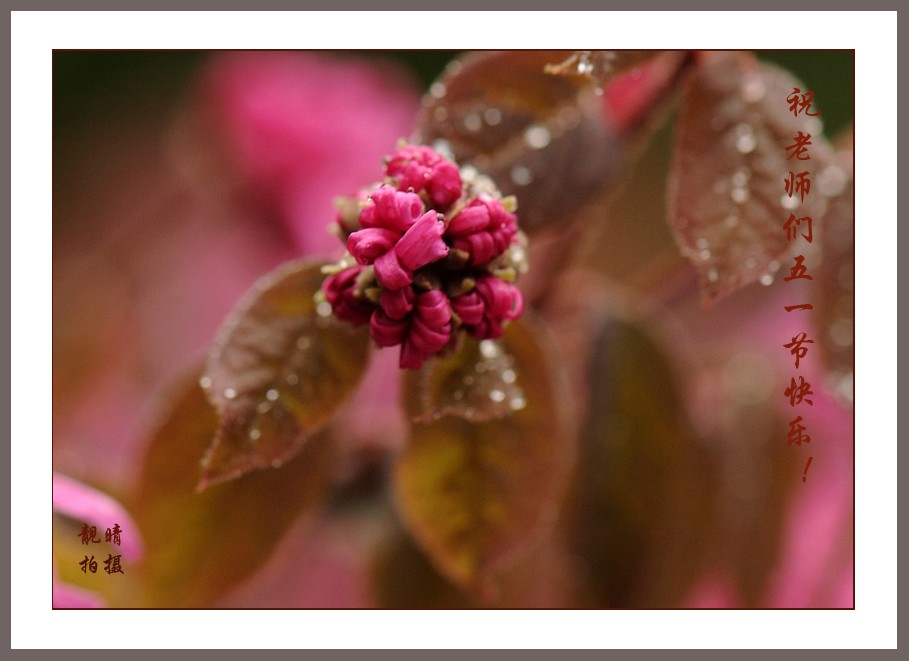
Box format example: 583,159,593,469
782,87,821,481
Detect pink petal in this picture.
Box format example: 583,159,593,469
447,204,489,237
394,211,448,271
373,250,412,291
346,227,399,264
451,292,485,325
399,339,432,370
379,287,415,320
370,309,407,347
415,290,452,328
52,473,143,561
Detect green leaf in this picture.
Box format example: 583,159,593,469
667,51,834,304
200,258,369,489
131,368,336,607
414,51,618,236
393,318,572,598
567,313,715,607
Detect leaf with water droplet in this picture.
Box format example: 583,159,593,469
394,317,573,597
564,312,715,607
200,258,369,489
130,367,336,607
667,51,833,304
414,51,620,235
407,335,525,424
815,125,854,390
544,50,663,85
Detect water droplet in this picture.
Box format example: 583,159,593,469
759,273,774,286
510,394,527,411
577,59,594,75
296,337,311,351
432,139,454,160
286,373,299,386
199,376,212,390
502,369,516,384
835,371,854,404
463,112,482,133
696,238,709,250
271,459,282,469
731,187,749,204
699,249,711,261
740,75,766,103
489,389,506,403
724,215,739,228
429,82,446,98
483,107,502,126
735,133,756,154
523,124,551,150
781,194,799,210
829,318,853,347
745,257,758,269
249,428,261,441
223,387,237,400
511,165,533,186
731,170,749,187
256,402,271,414
433,106,448,122
316,301,333,318
453,389,464,401
266,389,279,402
733,124,756,154
479,340,501,359
707,267,719,283
818,165,848,197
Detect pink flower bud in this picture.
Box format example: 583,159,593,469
324,145,525,369
322,266,375,325
359,185,425,232
399,291,452,369
447,196,518,265
372,211,448,291
453,275,524,340
386,145,462,209
346,227,399,265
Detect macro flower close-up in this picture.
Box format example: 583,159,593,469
51,48,855,611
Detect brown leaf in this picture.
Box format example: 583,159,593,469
371,518,477,609
200,258,369,488
414,51,620,235
815,125,854,390
667,51,833,304
566,313,715,607
131,368,336,607
393,318,572,598
544,50,663,85
407,335,526,424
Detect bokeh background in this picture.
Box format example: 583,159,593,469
52,50,854,608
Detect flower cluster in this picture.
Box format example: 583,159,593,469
321,144,526,369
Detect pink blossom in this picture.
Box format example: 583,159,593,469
200,52,421,257
385,144,463,209
322,266,376,325
324,144,525,369
452,275,524,340
447,195,518,266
